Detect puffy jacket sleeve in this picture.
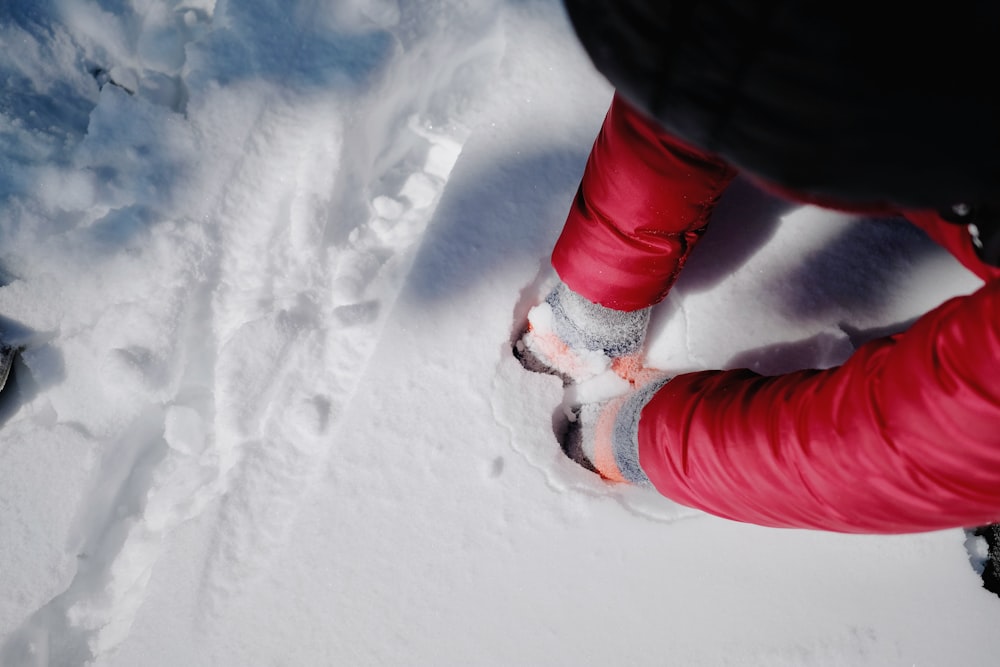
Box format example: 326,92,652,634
638,276,1000,534
551,93,736,311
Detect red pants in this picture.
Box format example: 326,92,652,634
552,95,1000,533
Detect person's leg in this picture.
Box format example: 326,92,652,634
551,93,736,311
581,273,1000,533
518,93,736,383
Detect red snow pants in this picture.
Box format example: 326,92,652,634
552,94,1000,534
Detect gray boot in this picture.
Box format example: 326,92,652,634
515,280,651,384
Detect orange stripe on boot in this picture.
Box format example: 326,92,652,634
591,396,629,483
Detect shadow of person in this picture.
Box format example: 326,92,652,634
670,176,795,294
772,216,943,323
405,141,592,304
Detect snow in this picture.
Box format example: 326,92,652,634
1,0,999,665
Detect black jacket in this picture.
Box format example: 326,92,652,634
562,0,1000,214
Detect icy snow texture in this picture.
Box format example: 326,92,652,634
0,1,998,666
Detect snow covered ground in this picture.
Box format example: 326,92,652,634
2,1,1000,665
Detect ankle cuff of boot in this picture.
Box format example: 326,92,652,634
611,377,670,487
549,281,650,357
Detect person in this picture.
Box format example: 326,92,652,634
516,1,1000,536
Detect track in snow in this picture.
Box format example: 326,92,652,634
0,0,503,663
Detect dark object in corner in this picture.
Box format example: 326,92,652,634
0,343,17,394
972,524,1000,598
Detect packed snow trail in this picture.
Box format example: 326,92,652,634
0,0,502,664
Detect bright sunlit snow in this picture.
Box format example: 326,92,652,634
2,1,999,666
